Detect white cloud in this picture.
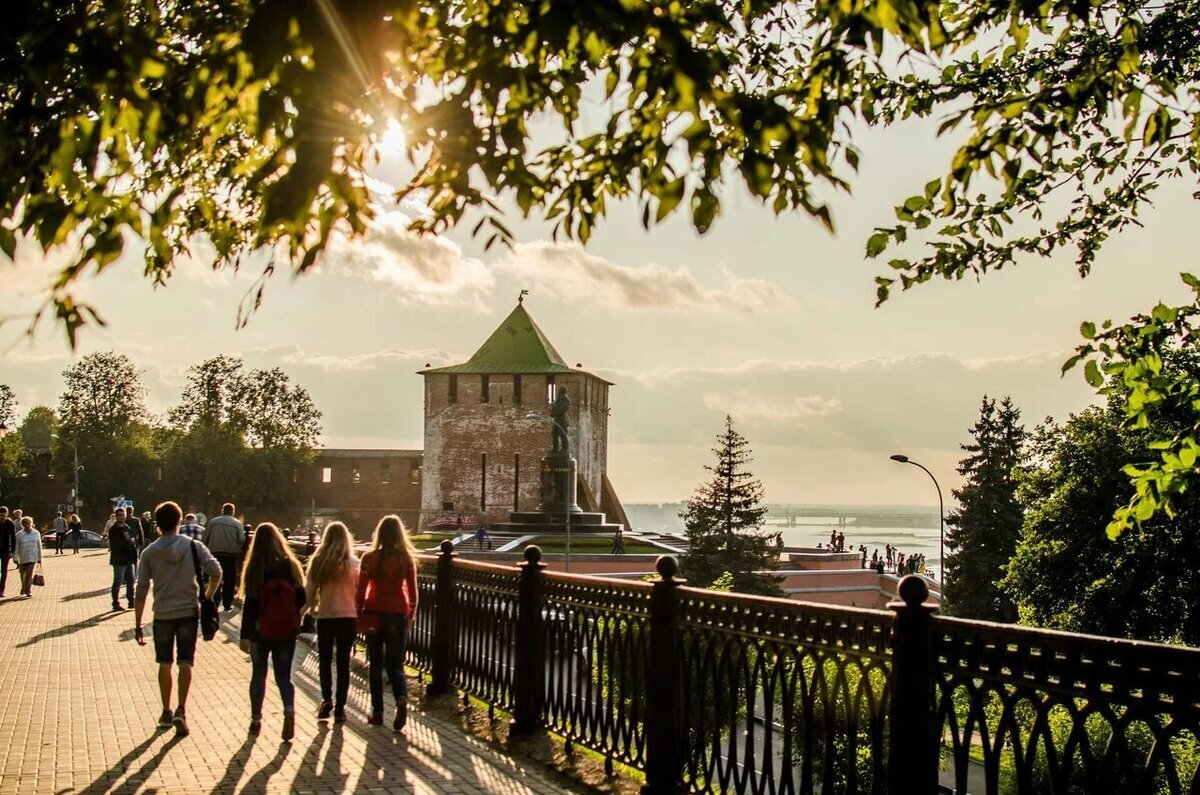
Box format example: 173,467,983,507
497,241,791,314
702,392,843,424
320,210,495,305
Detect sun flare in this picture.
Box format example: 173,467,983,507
379,119,407,156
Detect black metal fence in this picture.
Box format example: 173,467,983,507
395,542,1200,794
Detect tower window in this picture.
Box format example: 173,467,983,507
411,467,421,485
481,374,490,403
546,374,556,403
513,374,522,405
352,467,362,485
449,374,458,404
513,454,520,511
480,453,487,511
321,467,333,484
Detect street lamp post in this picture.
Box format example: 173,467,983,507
526,412,572,572
52,434,82,513
889,454,944,595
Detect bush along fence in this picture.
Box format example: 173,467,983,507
399,541,1200,794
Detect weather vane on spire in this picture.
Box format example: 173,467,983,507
518,289,529,304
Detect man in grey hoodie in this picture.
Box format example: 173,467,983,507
134,501,222,737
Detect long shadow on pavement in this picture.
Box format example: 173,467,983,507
110,736,184,795
239,744,291,794
60,587,110,603
209,737,257,794
75,730,173,795
17,611,121,648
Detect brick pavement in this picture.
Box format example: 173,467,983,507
0,551,589,794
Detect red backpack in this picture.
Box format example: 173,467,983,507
258,577,300,641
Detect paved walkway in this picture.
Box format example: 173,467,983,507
0,551,588,794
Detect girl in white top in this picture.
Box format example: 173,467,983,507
14,517,42,597
305,522,360,723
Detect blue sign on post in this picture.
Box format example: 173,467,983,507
115,498,132,509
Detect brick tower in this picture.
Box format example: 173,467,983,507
419,299,628,529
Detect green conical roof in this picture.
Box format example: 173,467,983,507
421,302,579,375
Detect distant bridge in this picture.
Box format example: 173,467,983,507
765,507,939,528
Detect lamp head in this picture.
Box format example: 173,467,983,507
889,454,909,463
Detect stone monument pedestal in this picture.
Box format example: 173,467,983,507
491,454,623,536
538,454,583,515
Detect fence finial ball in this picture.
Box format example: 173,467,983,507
655,555,678,579
439,539,454,555
898,574,929,607
524,544,543,563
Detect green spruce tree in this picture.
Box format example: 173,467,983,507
944,396,1027,620
680,415,781,596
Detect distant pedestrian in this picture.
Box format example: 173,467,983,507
836,530,845,552
611,529,625,555
0,506,17,597
179,514,204,541
108,507,139,611
357,514,419,731
14,517,42,597
68,514,82,554
860,545,868,568
829,529,837,548
53,511,66,555
126,505,146,560
203,503,245,612
239,522,307,741
475,524,490,550
305,521,359,725
134,500,223,737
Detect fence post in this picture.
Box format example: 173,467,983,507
887,574,938,793
427,539,456,696
510,544,547,736
642,555,684,795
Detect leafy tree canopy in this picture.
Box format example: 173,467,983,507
0,385,15,430
18,406,58,451
161,355,321,513
1001,366,1200,644
5,0,1200,533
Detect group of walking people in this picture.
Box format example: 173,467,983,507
130,500,419,741
51,511,84,554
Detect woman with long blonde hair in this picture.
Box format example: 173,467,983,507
305,521,359,723
356,514,419,730
238,522,307,741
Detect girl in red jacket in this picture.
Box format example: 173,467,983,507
356,514,419,730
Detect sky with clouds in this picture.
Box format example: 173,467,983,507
2,114,1197,507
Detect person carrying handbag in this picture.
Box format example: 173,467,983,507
14,517,42,597
356,514,419,731
239,522,307,741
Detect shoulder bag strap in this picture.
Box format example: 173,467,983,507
190,539,205,589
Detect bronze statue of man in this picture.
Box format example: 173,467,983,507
550,386,570,454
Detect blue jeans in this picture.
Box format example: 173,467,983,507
111,564,134,606
366,614,408,715
249,639,296,718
